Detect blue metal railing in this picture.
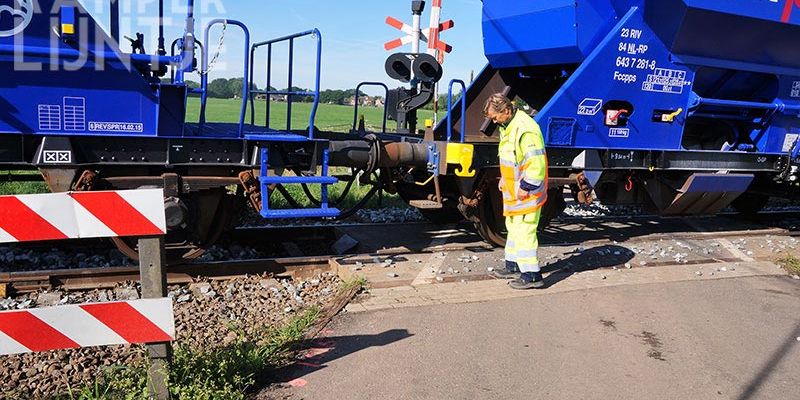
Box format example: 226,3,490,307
199,19,251,138
249,29,323,139
690,94,800,115
351,82,389,133
696,97,800,112
689,94,800,151
447,79,467,143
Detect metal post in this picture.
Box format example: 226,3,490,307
110,0,120,44
138,236,171,400
158,0,166,56
433,82,439,124
410,2,425,90
287,39,294,131
411,1,425,54
321,149,330,208
249,45,256,126
266,44,272,128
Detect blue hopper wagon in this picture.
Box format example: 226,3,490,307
426,0,800,244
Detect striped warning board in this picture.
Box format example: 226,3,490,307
0,298,175,355
0,189,166,243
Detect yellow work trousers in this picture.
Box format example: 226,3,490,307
504,211,541,273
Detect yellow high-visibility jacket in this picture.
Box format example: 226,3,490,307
498,110,548,217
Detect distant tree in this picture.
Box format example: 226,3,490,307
319,89,368,105
319,89,343,104
423,92,461,111
208,78,234,98
283,86,314,102
227,77,259,98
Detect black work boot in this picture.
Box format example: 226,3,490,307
490,261,521,280
509,271,546,290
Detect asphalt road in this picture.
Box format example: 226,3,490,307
277,275,800,400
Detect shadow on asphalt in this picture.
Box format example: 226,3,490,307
735,322,800,400
540,244,635,288
271,328,414,384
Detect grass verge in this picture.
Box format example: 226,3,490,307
776,254,800,276
270,168,407,211
68,307,320,400
0,181,48,195
0,171,48,195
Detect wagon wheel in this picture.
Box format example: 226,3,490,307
111,189,240,265
473,170,565,247
474,180,507,247
730,193,770,217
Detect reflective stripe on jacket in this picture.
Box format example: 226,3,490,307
498,110,548,217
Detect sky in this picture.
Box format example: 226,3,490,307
80,0,488,95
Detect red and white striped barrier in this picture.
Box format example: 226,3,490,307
0,298,175,355
0,189,166,243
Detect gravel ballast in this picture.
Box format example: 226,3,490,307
0,273,343,399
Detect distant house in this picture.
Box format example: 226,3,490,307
373,97,385,108
346,95,377,107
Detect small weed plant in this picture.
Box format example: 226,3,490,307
69,307,320,400
777,254,800,275
339,277,368,294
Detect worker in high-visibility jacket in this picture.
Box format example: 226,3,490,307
483,94,548,289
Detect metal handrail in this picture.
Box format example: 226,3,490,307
351,82,389,134
249,29,323,139
199,19,250,138
447,79,467,143
696,96,800,112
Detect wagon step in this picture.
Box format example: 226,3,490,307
258,147,341,219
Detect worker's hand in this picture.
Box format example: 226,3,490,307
517,187,531,200
498,179,505,192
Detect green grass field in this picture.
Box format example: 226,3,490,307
0,171,48,196
186,97,434,133
185,98,417,210
271,168,407,210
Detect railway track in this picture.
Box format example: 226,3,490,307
1,210,797,294
0,256,333,294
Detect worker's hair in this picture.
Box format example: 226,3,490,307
483,94,514,116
